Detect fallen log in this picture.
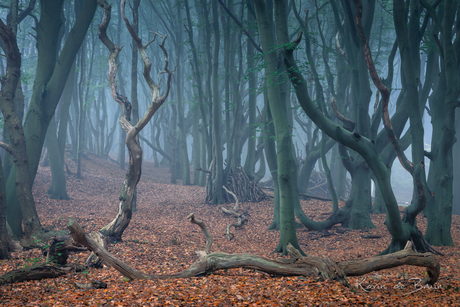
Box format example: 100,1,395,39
0,264,85,286
67,214,440,286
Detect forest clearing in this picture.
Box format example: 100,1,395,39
1,154,459,306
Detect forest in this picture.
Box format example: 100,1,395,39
0,0,459,305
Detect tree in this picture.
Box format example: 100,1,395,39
276,0,439,254
210,0,224,204
0,11,42,239
96,0,174,241
0,157,7,259
253,0,303,254
423,0,460,246
6,0,97,238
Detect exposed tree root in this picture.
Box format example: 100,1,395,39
67,215,440,287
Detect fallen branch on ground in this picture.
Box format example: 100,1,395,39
221,186,249,240
0,264,85,286
67,214,440,286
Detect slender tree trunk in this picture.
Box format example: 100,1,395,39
0,157,8,259
46,115,69,199
175,0,190,185
254,0,303,254
243,8,257,179
76,38,87,179
211,0,224,204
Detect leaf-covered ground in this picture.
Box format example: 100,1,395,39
2,153,460,306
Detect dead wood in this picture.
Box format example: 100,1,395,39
74,280,107,290
85,231,109,268
222,210,249,241
208,167,267,204
43,235,86,265
67,216,440,286
221,186,249,240
0,264,85,286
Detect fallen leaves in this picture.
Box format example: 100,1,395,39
1,152,459,305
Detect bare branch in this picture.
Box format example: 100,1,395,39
331,98,355,132
335,30,348,62
96,0,131,122
217,0,263,53
0,141,13,155
187,213,213,255
68,219,440,286
18,0,36,24
353,0,413,173
222,185,239,211
121,0,174,133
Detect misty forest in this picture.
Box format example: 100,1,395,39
0,0,459,305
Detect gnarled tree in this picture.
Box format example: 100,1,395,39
95,0,174,242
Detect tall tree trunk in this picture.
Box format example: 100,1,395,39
243,8,257,179
46,115,69,199
185,0,208,186
211,0,224,204
76,37,87,179
175,0,190,185
0,156,8,259
254,0,303,255
0,19,42,239
5,0,97,237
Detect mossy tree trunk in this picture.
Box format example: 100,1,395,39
424,0,459,246
0,17,43,239
210,0,224,205
45,116,69,200
254,0,303,255
0,156,8,259
5,0,97,238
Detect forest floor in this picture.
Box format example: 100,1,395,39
1,152,460,306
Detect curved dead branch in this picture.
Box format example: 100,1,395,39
67,217,440,287
222,185,239,211
353,0,413,174
187,213,213,256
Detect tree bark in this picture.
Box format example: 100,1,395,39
210,0,224,204
0,18,42,239
254,0,302,255
96,0,174,241
67,217,440,287
6,0,97,238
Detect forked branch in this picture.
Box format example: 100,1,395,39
121,0,174,133
67,217,440,286
352,0,414,174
